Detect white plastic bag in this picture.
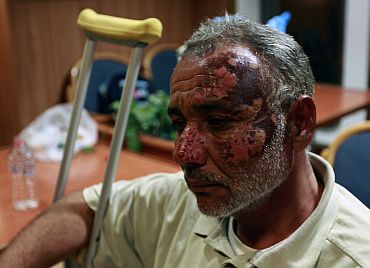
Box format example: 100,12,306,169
19,103,98,162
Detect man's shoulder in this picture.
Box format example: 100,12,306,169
118,171,186,188
84,171,189,210
324,184,370,267
112,171,188,199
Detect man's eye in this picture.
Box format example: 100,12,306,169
171,120,186,134
207,117,232,130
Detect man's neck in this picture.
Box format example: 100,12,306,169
233,151,324,250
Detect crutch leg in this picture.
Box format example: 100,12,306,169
83,44,145,268
53,39,96,202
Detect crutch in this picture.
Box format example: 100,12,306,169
52,8,162,268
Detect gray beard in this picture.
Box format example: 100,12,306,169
186,115,291,218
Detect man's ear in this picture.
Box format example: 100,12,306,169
287,96,316,151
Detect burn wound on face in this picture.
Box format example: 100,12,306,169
228,98,263,122
170,64,210,94
171,63,236,101
175,127,206,164
270,114,278,125
209,46,264,107
218,124,266,163
171,46,263,104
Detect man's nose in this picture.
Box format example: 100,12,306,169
173,127,206,167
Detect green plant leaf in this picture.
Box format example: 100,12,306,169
110,90,176,151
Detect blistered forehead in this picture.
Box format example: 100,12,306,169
170,45,263,101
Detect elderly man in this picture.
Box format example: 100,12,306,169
1,15,369,268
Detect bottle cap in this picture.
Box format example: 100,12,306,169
13,137,26,146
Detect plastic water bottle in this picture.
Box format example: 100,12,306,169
7,138,39,211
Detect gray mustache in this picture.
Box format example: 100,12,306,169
184,167,227,185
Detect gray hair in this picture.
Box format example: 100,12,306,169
182,14,315,115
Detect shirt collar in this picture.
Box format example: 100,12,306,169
193,214,235,258
192,153,339,267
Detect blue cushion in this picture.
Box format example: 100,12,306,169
84,59,128,113
83,59,151,113
333,132,370,207
98,73,150,113
150,50,177,94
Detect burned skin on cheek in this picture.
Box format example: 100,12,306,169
219,125,266,162
218,111,279,167
217,98,266,162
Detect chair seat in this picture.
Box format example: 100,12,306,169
143,43,179,95
333,132,370,206
67,52,151,114
321,121,370,207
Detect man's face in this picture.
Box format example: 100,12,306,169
168,45,291,217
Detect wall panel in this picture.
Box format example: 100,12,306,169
0,0,20,145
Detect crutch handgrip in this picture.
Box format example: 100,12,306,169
77,9,162,44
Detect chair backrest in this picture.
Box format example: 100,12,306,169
321,121,370,207
68,52,130,113
143,43,179,95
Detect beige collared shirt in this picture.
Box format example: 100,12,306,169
83,153,370,267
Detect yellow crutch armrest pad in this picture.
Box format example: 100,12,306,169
77,9,162,44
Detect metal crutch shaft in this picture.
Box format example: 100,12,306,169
83,44,145,268
53,39,96,202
